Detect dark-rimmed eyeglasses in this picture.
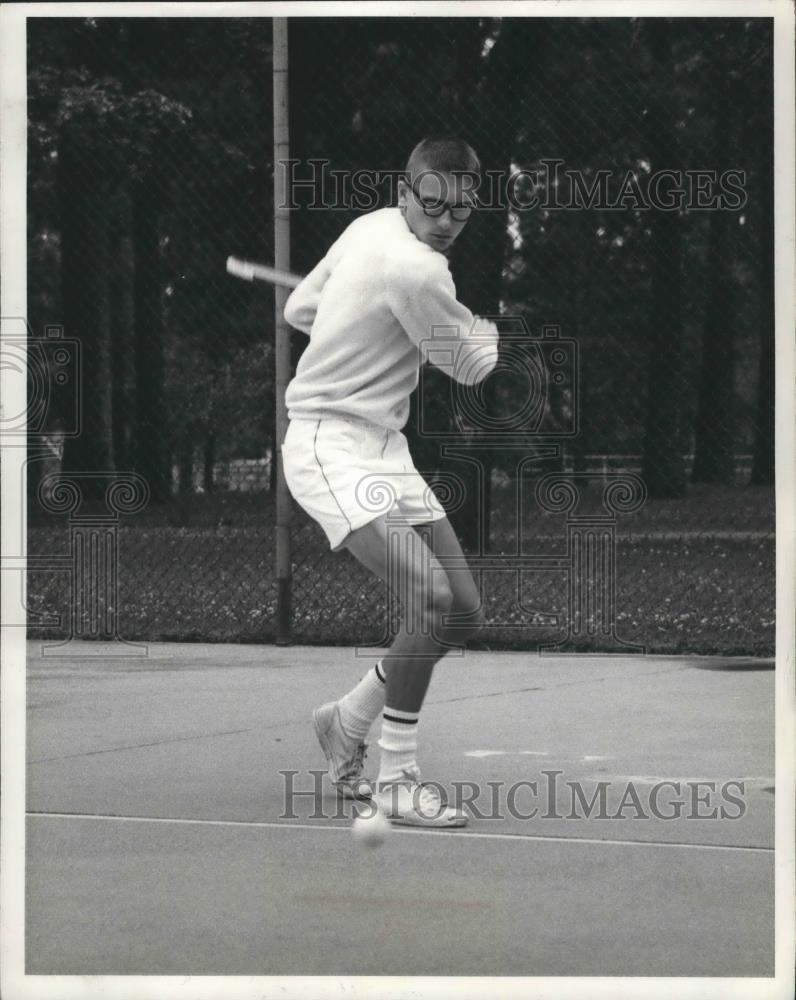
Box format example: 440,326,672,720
409,180,477,222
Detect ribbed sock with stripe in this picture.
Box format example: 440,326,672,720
377,707,419,785
336,660,387,741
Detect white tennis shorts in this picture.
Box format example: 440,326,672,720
280,416,446,551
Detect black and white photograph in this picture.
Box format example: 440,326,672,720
1,2,794,998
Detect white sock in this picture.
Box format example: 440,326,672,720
377,707,419,785
337,660,387,741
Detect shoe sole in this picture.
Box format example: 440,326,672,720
386,815,468,829
375,797,468,828
312,706,372,800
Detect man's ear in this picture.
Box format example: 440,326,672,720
397,176,409,208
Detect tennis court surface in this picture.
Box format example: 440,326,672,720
26,641,774,977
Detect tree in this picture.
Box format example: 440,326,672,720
28,15,772,517
57,114,112,490
109,223,133,471
691,23,745,485
28,18,273,504
131,161,170,500
640,19,687,499
750,27,774,486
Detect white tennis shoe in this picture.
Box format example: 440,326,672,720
312,702,373,800
375,767,468,828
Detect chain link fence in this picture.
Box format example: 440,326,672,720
25,16,775,654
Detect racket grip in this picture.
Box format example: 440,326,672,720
226,256,255,281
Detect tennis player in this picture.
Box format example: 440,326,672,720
281,137,498,828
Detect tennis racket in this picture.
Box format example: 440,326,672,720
226,256,303,289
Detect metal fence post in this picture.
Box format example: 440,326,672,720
273,17,292,644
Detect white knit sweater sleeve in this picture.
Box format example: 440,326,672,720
386,256,499,386
283,255,333,335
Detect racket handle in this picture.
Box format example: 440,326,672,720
226,256,256,281
226,256,302,289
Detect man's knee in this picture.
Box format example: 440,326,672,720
448,602,486,640
409,579,453,633
431,581,454,616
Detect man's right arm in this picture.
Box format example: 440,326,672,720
283,256,332,335
386,257,499,386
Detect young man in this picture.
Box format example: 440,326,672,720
281,136,498,828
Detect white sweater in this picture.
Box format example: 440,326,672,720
283,207,499,431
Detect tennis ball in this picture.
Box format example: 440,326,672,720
351,804,390,848
348,777,373,801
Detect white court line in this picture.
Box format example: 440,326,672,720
593,775,774,785
464,751,614,761
26,810,773,854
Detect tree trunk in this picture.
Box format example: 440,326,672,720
58,126,113,494
132,174,170,502
750,229,774,485
641,21,687,498
178,425,194,496
691,28,742,485
203,429,216,492
751,39,774,486
690,214,736,483
110,224,133,471
641,218,687,497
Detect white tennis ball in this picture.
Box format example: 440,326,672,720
351,805,390,848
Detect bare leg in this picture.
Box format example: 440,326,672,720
411,519,485,648
343,515,483,712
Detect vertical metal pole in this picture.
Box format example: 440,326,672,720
273,18,292,644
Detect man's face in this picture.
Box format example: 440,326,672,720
398,170,477,252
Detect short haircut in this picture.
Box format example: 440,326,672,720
405,136,481,185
